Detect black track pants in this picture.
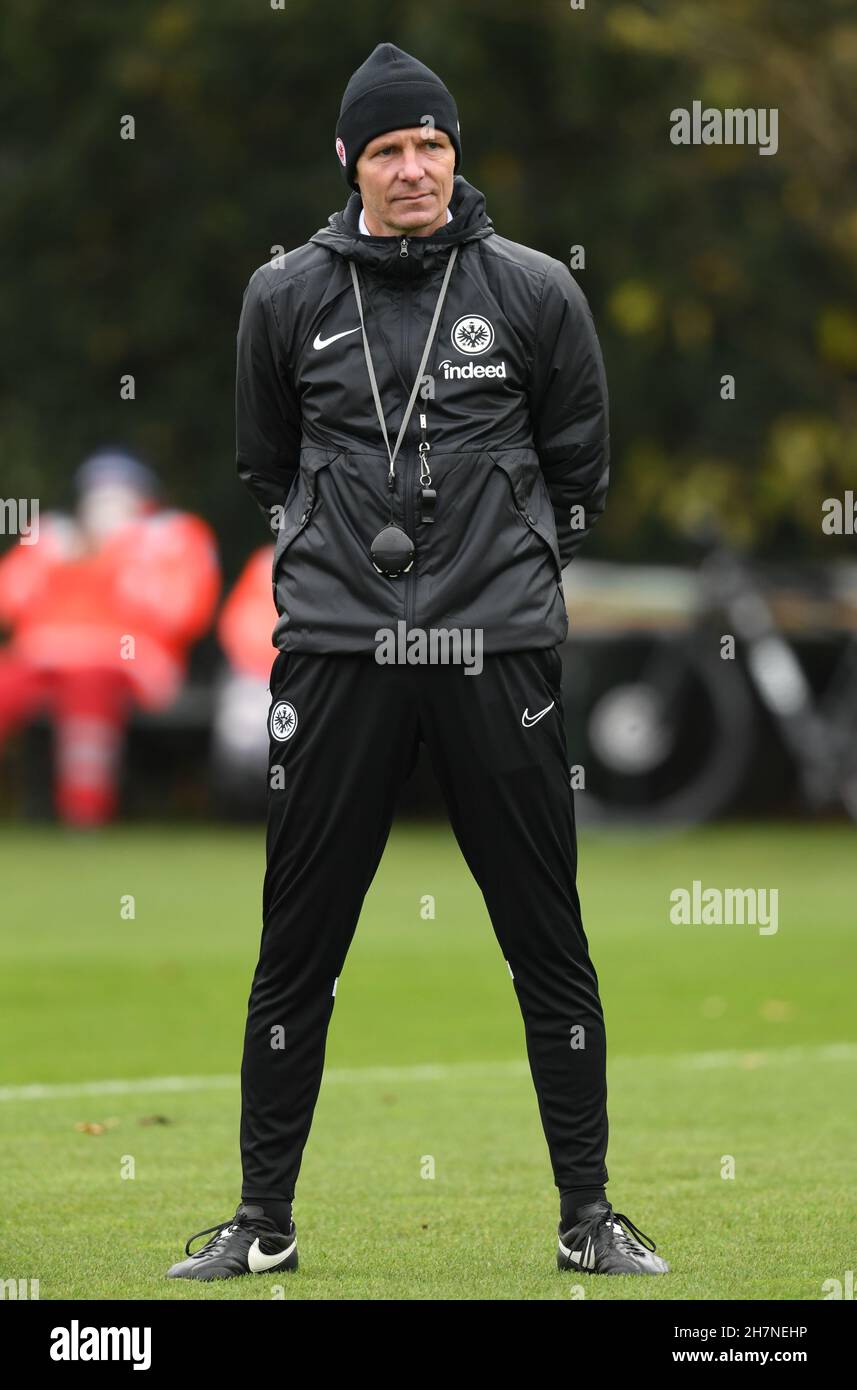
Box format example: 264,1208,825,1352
240,646,609,1203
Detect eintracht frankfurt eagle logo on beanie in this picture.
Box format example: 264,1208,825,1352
334,42,462,191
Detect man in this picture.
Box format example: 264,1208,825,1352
167,42,669,1281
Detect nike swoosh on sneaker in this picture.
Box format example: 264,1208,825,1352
312,327,361,351
247,1236,297,1272
522,701,555,727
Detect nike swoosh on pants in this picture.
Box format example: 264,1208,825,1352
521,701,555,727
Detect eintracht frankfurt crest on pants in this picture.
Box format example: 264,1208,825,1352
269,700,298,742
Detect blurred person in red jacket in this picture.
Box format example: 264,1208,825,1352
212,545,277,811
0,448,221,825
217,544,277,682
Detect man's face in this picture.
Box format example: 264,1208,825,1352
355,126,456,237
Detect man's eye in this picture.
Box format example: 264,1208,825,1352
374,142,443,156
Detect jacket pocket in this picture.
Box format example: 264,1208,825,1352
271,446,344,599
488,448,563,582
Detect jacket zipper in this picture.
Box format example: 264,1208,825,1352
401,278,416,629
272,491,314,602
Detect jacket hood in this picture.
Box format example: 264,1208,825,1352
310,174,495,280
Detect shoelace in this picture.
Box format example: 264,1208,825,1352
607,1210,657,1256
184,1211,272,1259
569,1203,658,1257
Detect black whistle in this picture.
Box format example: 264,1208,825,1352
420,486,436,523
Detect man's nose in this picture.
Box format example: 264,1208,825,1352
398,147,426,181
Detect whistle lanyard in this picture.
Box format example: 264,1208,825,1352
348,244,458,526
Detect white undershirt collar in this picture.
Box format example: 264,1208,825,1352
358,205,453,235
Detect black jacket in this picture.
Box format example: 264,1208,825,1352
236,175,609,653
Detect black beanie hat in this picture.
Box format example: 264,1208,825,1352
335,43,461,191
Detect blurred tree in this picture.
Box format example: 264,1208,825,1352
1,0,855,575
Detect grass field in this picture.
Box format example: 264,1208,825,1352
0,820,854,1301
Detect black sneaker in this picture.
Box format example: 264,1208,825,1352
557,1199,669,1275
166,1202,298,1281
